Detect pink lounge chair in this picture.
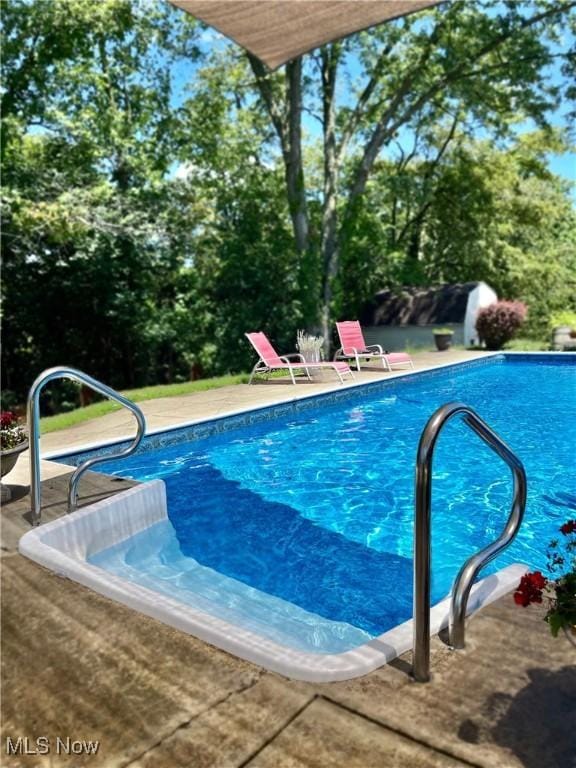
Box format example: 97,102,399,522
246,332,354,385
334,321,414,372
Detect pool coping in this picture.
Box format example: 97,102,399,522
18,481,528,682
45,352,500,464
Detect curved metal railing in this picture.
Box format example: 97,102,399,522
412,402,527,682
27,366,146,526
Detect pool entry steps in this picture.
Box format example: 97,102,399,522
413,402,526,682
27,366,147,526
20,480,526,683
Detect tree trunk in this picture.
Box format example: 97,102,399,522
285,59,309,255
320,45,341,350
248,55,309,255
248,55,314,327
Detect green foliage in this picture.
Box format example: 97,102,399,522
328,0,576,323
1,0,205,396
549,311,576,331
2,0,575,405
181,158,303,372
341,129,575,330
1,4,305,397
503,337,548,351
515,522,576,638
476,301,527,350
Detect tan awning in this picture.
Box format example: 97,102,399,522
170,0,442,70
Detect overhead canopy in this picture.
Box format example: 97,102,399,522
170,0,442,70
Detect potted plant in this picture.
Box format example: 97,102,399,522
549,311,576,350
514,519,576,645
296,330,325,379
0,410,28,479
296,330,324,363
433,328,454,351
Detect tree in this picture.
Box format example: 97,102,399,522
337,129,576,333
171,58,304,374
1,0,201,401
3,0,575,404
243,0,576,344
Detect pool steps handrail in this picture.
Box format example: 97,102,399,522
413,401,527,682
27,366,146,526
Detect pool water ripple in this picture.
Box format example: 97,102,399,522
91,357,575,652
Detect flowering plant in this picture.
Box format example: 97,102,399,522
476,300,527,350
514,520,576,637
0,411,27,451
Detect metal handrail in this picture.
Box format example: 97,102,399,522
413,402,526,683
27,366,146,526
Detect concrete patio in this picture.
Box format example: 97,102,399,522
1,349,575,767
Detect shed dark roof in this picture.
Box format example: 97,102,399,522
360,283,480,327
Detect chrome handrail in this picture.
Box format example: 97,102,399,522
27,366,146,526
413,402,526,682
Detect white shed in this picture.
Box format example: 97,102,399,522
463,283,498,347
357,282,498,351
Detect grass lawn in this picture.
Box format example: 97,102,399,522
503,336,549,351
40,374,250,433
405,337,548,354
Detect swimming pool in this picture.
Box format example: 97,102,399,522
21,353,575,680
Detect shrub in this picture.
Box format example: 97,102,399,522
476,301,527,350
549,310,576,332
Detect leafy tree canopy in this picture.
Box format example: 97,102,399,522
1,0,575,405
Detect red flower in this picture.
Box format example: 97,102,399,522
0,411,17,429
528,571,546,589
515,520,576,638
513,571,546,607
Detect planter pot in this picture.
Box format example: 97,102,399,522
301,351,324,380
434,333,453,352
1,441,28,478
552,326,576,351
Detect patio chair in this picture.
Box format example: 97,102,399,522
334,321,414,372
246,332,354,385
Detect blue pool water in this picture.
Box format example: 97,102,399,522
87,356,575,653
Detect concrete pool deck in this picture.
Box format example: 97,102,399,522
1,349,575,767
9,349,490,465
